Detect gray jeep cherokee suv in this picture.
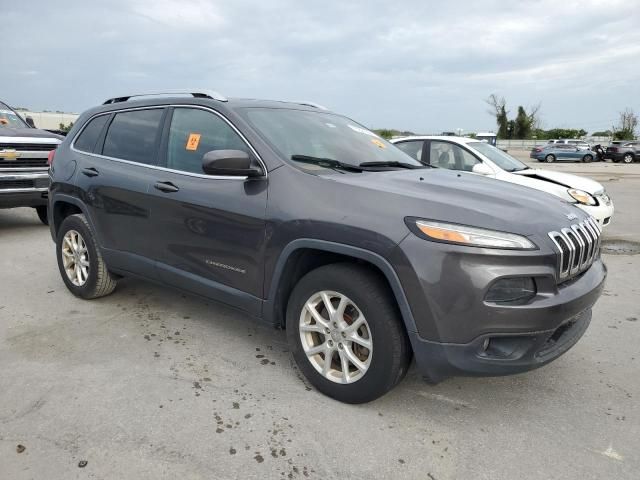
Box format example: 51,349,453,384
48,90,606,403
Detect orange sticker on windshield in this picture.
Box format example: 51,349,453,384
186,133,201,151
371,138,386,149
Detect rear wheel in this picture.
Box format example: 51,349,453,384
56,214,117,299
545,154,556,163
286,263,411,403
623,153,634,164
35,205,48,225
583,154,593,163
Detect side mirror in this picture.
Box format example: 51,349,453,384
202,150,263,177
25,116,36,128
471,163,494,176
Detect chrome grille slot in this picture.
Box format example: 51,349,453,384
548,217,601,282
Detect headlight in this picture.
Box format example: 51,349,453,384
407,219,537,250
567,188,596,206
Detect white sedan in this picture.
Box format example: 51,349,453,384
391,136,614,227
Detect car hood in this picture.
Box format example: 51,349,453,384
512,168,603,194
0,126,63,141
324,168,589,236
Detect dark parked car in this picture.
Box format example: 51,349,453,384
1,100,62,223
605,141,639,163
530,144,596,163
48,91,606,403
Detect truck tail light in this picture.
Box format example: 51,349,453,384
47,149,56,166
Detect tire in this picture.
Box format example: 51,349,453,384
286,263,411,403
545,154,556,163
583,154,593,163
35,205,48,225
56,214,117,299
623,153,634,164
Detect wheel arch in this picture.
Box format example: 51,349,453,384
50,194,94,239
263,239,419,336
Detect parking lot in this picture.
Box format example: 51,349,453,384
1,160,639,479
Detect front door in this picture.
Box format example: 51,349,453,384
149,106,268,315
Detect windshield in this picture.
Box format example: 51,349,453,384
467,141,528,172
239,108,425,171
0,103,29,128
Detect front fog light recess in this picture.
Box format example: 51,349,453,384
485,277,536,304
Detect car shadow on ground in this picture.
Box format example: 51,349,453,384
102,275,561,413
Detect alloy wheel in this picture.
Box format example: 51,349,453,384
61,230,90,286
299,291,373,384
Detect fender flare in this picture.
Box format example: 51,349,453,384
263,238,419,335
49,193,98,242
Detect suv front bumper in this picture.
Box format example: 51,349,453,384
394,235,606,382
0,171,50,208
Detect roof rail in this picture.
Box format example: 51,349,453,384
294,101,328,110
103,89,227,105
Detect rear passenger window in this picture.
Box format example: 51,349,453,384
166,108,249,174
102,109,164,164
74,115,109,153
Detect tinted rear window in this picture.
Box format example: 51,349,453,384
74,115,109,153
102,109,164,164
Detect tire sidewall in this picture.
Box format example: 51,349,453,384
546,154,555,163
583,155,592,163
286,267,402,403
56,215,101,299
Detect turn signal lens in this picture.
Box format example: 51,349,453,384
410,219,537,250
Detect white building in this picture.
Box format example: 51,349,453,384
17,110,79,130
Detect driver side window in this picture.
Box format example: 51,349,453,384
167,108,249,174
429,141,480,172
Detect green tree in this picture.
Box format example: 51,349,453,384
59,122,74,133
374,129,395,140
486,95,541,139
486,94,508,139
591,130,612,137
514,106,533,139
612,108,637,140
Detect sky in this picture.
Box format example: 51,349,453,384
2,0,638,134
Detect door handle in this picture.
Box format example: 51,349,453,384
81,167,99,177
154,181,179,193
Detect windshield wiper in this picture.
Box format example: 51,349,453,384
507,166,530,172
358,161,428,169
291,155,363,172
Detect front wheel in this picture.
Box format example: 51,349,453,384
35,205,48,225
286,263,411,403
583,154,593,163
623,153,634,164
545,154,556,163
56,214,117,299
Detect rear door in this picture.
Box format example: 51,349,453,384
73,107,166,274
148,106,268,314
